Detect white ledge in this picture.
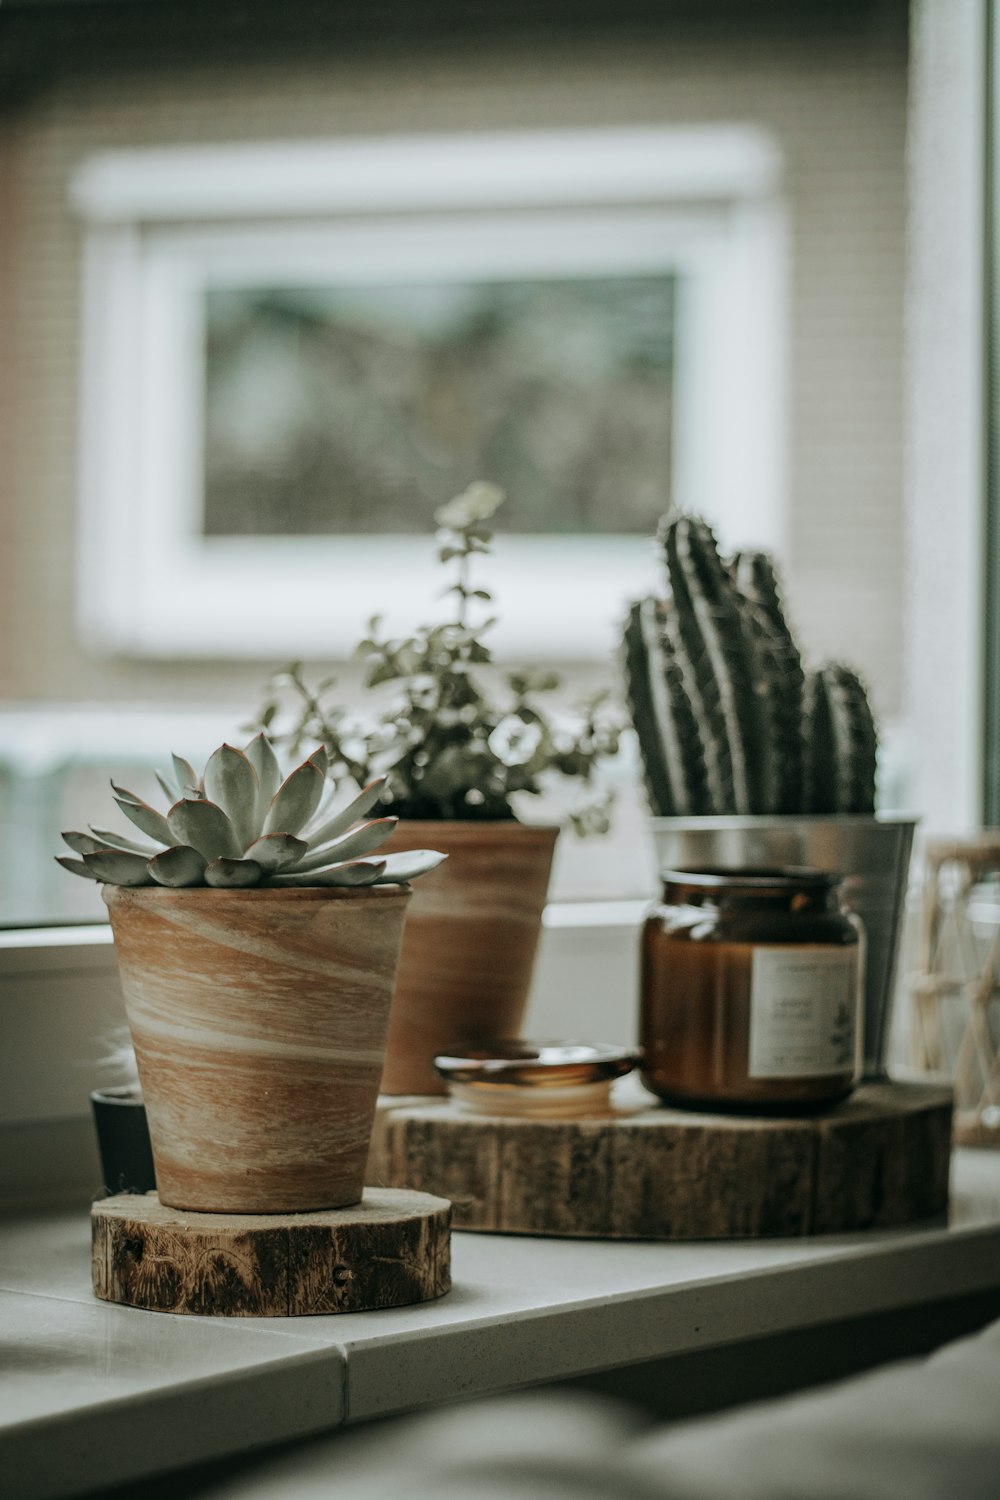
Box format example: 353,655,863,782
2,1149,1000,1499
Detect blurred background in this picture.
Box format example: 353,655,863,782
0,0,975,924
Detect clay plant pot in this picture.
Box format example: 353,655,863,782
103,883,412,1213
380,822,559,1096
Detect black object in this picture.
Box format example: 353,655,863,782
90,1086,157,1196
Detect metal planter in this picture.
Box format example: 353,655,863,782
648,815,917,1079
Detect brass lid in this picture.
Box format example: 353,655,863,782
434,1040,634,1089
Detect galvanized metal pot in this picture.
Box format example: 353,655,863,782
648,815,917,1079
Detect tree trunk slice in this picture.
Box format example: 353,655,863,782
367,1082,953,1240
92,1187,451,1316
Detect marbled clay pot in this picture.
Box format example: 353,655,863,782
103,884,412,1213
379,822,559,1096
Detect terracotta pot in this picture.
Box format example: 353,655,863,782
380,821,559,1095
103,884,411,1213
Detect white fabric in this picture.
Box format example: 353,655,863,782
630,1318,1000,1500
208,1320,1000,1499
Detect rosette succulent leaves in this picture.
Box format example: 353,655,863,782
56,735,445,889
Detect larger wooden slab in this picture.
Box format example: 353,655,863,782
366,1082,953,1240
92,1187,451,1315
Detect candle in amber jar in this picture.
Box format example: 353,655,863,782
640,868,861,1113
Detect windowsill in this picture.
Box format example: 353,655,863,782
3,1149,1000,1500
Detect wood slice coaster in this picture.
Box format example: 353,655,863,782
92,1186,451,1316
367,1082,953,1240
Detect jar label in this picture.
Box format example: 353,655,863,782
748,946,857,1078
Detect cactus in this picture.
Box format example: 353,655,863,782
622,597,709,817
659,515,769,814
803,664,878,815
622,514,878,817
730,550,806,813
56,735,446,889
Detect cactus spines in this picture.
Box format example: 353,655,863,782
660,516,774,814
730,551,790,638
803,664,878,815
622,514,878,819
622,597,709,817
56,735,446,890
730,549,806,814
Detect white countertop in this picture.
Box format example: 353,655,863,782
3,1148,1000,1500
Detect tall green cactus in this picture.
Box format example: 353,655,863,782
622,597,709,817
622,514,878,818
730,550,806,813
660,517,760,812
803,664,878,815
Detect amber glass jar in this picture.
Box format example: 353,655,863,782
640,868,862,1113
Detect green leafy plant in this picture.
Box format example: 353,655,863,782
622,513,878,817
252,483,621,833
56,736,444,888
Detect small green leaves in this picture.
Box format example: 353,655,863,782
167,799,242,862
367,659,401,689
509,668,560,696
263,760,324,837
240,480,621,830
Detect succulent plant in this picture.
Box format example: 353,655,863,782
56,735,445,889
623,513,878,818
251,483,621,835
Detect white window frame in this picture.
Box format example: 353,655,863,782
904,0,988,834
71,125,788,662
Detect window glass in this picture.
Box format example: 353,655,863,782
203,276,676,539
0,8,912,928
